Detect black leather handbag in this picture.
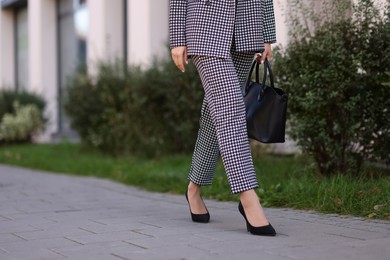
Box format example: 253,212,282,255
242,60,288,143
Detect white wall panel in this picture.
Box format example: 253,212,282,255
0,9,15,88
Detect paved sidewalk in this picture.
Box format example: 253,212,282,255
0,165,389,260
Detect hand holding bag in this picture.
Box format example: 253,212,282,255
242,60,288,143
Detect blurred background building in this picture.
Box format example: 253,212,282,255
1,0,178,140
3,0,379,141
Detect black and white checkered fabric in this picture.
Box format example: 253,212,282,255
188,49,259,194
170,0,277,193
169,0,277,58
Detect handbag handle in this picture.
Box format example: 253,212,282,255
244,59,275,101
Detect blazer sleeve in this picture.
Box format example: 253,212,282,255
262,0,277,44
169,0,187,48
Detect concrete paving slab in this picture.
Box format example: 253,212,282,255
0,164,389,260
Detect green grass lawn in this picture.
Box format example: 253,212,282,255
0,143,389,220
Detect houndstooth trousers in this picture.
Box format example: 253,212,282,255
188,48,259,194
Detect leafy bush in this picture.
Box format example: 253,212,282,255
64,57,203,157
0,103,44,143
0,89,46,144
273,0,390,176
0,89,46,121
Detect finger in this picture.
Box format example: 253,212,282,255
179,53,185,72
176,58,185,72
256,54,262,64
262,49,273,63
184,48,188,65
265,44,272,61
260,52,267,64
172,53,185,72
266,51,272,61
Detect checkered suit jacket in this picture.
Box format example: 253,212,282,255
169,0,277,58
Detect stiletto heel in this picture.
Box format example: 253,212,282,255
185,190,210,223
238,202,276,236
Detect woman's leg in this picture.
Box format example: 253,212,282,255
188,52,271,226
230,50,272,227
188,99,220,187
188,50,255,190
187,97,219,214
191,55,258,194
188,52,256,196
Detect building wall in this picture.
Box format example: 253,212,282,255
127,0,169,66
88,0,124,76
0,7,15,87
28,0,58,140
274,0,289,46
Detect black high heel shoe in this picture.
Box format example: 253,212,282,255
185,190,210,223
238,202,276,236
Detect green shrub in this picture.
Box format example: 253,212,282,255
273,0,390,176
64,57,203,157
133,57,203,155
63,63,131,153
0,89,46,122
0,102,44,143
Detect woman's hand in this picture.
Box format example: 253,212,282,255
256,43,272,64
171,46,188,72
